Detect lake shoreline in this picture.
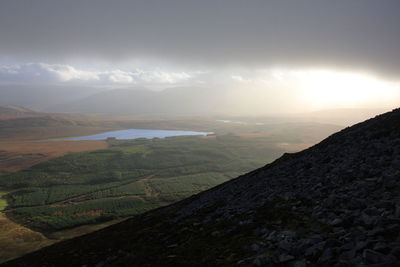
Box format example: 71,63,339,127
69,128,214,141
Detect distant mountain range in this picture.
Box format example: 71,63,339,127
0,84,391,126
5,108,400,266
42,87,393,126
0,84,105,111
0,105,35,115
49,86,231,116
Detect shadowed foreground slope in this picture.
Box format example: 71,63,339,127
3,109,400,266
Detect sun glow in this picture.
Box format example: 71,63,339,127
295,70,399,109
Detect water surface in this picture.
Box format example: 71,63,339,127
70,129,213,141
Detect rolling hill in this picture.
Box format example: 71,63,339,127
0,105,35,115
3,109,399,266
0,84,106,111
51,87,230,116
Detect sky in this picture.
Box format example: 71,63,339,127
0,0,399,113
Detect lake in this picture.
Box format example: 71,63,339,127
70,129,213,141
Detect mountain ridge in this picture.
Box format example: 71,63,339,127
2,108,400,266
0,105,36,115
50,86,229,116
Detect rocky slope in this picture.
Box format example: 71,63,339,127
3,108,400,266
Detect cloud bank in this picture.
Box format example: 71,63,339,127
0,63,192,86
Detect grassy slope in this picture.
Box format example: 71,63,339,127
0,192,7,211
0,212,55,265
0,190,54,263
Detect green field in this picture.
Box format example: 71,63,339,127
0,191,8,211
0,134,285,231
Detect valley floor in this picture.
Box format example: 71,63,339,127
0,113,342,263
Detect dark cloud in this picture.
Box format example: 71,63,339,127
0,0,399,77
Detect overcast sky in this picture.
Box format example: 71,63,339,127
0,0,399,111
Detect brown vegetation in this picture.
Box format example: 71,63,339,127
0,140,108,174
74,210,103,217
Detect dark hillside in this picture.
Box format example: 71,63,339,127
3,108,400,266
